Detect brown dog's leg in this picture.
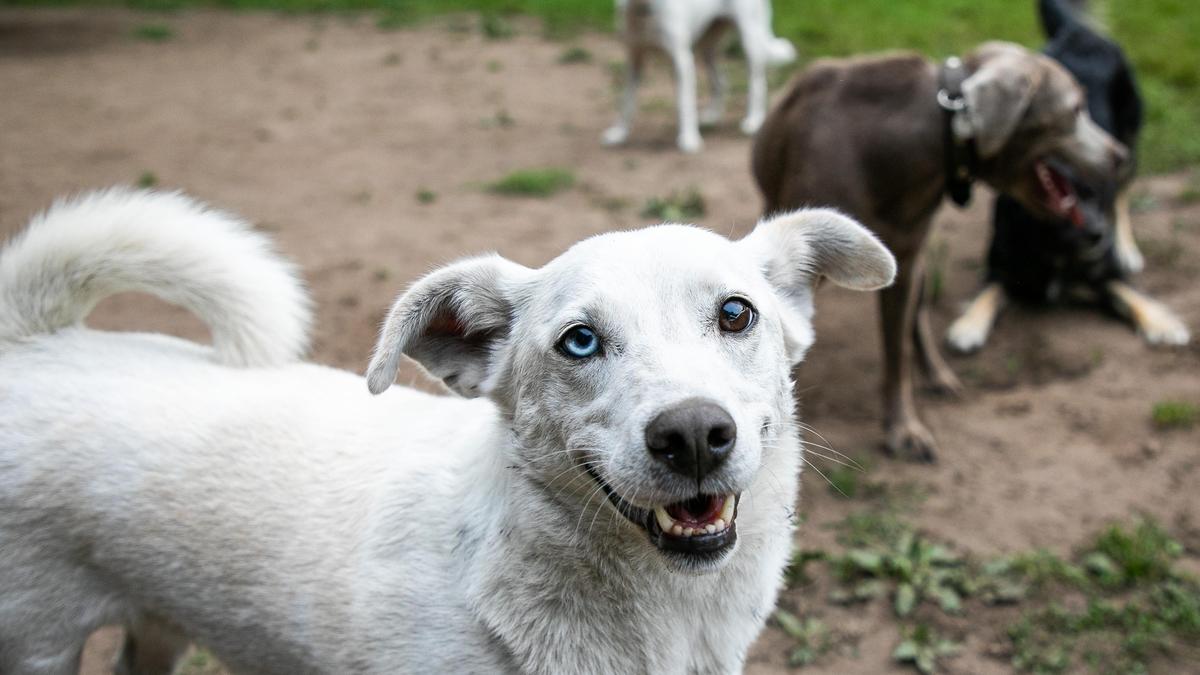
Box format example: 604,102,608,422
879,247,939,462
1106,281,1190,346
912,271,964,396
114,620,189,675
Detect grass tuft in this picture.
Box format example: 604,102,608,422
132,23,174,41
557,45,591,64
487,168,575,197
1151,400,1198,429
640,188,706,222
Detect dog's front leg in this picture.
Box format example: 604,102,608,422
880,248,939,462
668,39,704,153
946,282,1006,353
1113,187,1145,275
1106,280,1190,346
602,46,645,147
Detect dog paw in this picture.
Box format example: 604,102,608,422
946,315,989,353
1115,244,1145,276
927,367,965,398
739,115,764,136
602,125,630,147
677,132,703,154
884,420,939,463
767,38,797,66
1140,307,1190,346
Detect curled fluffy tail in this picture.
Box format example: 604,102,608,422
0,188,311,367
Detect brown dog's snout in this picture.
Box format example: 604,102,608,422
645,398,737,483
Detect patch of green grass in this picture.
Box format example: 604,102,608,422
487,167,575,197
415,188,436,204
826,465,862,498
893,623,959,674
136,170,159,188
640,188,706,222
1086,521,1183,588
557,45,591,64
480,109,515,129
480,12,514,39
132,23,174,41
1151,400,1198,429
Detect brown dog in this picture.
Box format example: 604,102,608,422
752,41,1128,460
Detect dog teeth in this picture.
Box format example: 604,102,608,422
654,495,736,538
653,506,675,532
719,494,736,522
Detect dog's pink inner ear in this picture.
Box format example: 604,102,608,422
426,312,467,338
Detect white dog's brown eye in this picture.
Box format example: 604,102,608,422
718,298,755,333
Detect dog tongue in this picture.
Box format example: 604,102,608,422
666,494,724,526
1036,161,1084,228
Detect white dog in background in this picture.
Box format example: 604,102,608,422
0,189,893,674
603,0,797,153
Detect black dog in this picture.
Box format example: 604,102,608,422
946,0,1189,351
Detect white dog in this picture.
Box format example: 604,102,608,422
603,0,797,153
0,189,893,675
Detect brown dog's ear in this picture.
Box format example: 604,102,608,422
963,43,1045,158
366,255,532,396
739,209,895,362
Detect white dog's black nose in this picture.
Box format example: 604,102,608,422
645,398,737,482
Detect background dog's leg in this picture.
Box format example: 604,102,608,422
735,22,768,135
668,39,703,152
114,620,190,675
946,282,1006,353
1106,280,1190,346
699,43,727,126
602,47,644,147
879,247,939,462
1113,186,1145,275
913,273,964,395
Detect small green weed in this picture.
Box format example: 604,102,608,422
1151,400,1198,430
893,624,959,674
641,188,706,222
480,109,515,129
1085,521,1183,588
831,529,970,617
480,13,514,39
136,171,159,188
557,45,591,64
132,23,174,41
487,168,575,197
415,188,437,204
774,609,834,667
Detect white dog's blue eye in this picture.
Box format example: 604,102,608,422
719,297,755,333
559,325,600,358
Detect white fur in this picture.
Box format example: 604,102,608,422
603,0,796,153
0,191,893,674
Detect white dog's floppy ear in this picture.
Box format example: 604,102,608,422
367,254,532,396
963,43,1044,158
739,208,896,362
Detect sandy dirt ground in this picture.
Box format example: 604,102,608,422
1,8,1198,674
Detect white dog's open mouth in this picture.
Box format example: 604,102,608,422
585,466,739,559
